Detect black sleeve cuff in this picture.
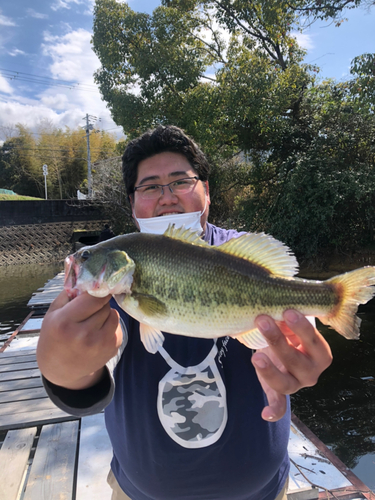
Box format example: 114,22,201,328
43,371,111,409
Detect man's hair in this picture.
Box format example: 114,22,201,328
122,125,211,197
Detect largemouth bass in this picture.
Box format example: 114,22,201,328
64,225,375,353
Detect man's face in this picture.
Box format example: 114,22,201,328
130,151,210,230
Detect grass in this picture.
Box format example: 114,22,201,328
0,194,44,201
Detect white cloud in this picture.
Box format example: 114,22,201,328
0,14,16,27
27,8,49,20
0,28,124,139
0,100,71,128
42,28,98,82
40,93,69,109
8,49,27,57
293,32,315,51
51,0,85,11
0,75,13,94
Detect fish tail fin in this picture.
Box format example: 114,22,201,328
319,267,375,339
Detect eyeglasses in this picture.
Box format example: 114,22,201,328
133,176,200,200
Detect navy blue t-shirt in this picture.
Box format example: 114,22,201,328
105,223,290,499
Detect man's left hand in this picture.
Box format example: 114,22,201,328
252,310,333,421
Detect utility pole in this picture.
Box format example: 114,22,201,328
82,114,97,198
42,164,48,199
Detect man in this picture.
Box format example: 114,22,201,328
37,125,332,500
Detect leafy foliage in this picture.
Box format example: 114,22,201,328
236,82,375,258
0,123,118,199
92,0,375,259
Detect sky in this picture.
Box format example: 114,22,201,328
0,0,374,143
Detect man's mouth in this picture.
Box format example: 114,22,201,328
159,212,182,216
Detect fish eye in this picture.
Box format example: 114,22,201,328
81,250,90,261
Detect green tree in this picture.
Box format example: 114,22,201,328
236,81,375,258
92,0,314,157
0,123,119,199
0,126,42,197
92,0,375,259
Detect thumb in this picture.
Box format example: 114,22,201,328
47,289,71,313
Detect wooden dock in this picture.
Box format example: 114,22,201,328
27,271,65,311
0,337,112,500
0,272,374,500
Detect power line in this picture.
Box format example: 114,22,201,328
0,67,100,93
0,67,98,89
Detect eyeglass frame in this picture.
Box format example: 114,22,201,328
133,176,200,199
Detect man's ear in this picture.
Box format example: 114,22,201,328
129,195,135,218
204,181,211,205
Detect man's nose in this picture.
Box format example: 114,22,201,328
159,185,178,202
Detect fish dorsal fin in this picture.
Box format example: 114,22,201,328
217,233,298,277
163,224,209,247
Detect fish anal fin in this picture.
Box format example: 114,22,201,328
163,224,209,247
236,328,269,350
217,233,298,278
135,293,168,317
139,323,165,353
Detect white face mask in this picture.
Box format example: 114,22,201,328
133,198,207,235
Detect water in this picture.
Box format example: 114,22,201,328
0,264,374,491
291,300,375,491
0,263,62,338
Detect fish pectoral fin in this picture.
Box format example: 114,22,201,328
134,293,168,317
236,328,269,350
139,323,165,354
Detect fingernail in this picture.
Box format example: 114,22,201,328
257,318,271,332
284,310,299,324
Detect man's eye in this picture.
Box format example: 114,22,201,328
173,180,189,187
143,185,159,192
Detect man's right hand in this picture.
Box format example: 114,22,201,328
37,290,122,390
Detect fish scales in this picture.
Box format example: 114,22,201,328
112,234,337,332
64,225,375,352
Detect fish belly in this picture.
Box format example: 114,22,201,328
117,272,336,340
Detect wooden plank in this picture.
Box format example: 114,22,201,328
76,413,113,500
288,488,319,500
27,273,64,309
0,386,47,403
0,348,36,359
20,318,44,332
291,414,375,500
0,427,37,500
0,311,34,353
0,367,40,383
4,337,39,351
0,361,39,373
0,354,37,366
0,397,60,417
0,407,77,431
24,420,79,500
0,376,44,392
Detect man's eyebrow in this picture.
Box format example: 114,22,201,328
137,170,191,186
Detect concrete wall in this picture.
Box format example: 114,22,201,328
0,200,107,266
0,200,104,227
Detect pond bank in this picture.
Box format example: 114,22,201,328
299,248,375,279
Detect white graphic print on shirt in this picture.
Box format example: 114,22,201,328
157,341,228,449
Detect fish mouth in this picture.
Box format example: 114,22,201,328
63,254,112,298
64,255,80,299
